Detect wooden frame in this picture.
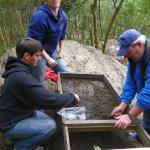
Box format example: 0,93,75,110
58,72,122,125
58,73,120,97
58,73,150,149
63,119,140,131
58,72,130,125
63,121,150,150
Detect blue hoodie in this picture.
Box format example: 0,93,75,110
120,39,150,129
27,3,67,56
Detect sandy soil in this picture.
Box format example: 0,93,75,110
61,79,119,119
70,131,143,150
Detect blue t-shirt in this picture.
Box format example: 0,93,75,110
27,3,67,56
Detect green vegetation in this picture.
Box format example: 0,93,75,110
0,0,150,55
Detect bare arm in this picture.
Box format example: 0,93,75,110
42,49,57,67
42,49,51,61
59,40,65,53
57,40,65,59
128,105,143,117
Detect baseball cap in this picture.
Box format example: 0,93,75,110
117,29,141,56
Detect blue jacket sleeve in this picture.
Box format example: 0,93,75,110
27,11,47,43
120,63,136,104
136,63,150,110
60,12,67,41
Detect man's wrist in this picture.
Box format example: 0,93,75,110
120,102,128,111
59,50,63,54
46,57,52,62
127,113,135,121
47,58,51,62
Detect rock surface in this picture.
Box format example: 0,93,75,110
62,40,126,93
0,40,127,93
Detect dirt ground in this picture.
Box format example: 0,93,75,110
61,79,119,119
70,131,143,150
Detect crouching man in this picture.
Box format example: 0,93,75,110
111,29,150,135
0,37,80,150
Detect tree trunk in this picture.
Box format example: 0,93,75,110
98,0,102,46
92,0,98,48
90,25,94,46
102,0,124,53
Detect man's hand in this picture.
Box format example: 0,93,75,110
47,58,57,67
114,114,132,129
111,102,128,117
42,50,57,67
111,106,123,117
57,51,63,59
74,94,80,104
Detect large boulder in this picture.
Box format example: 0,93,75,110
0,40,127,92
63,40,126,93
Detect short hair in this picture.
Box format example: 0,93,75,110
16,37,43,59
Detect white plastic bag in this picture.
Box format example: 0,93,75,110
57,107,86,120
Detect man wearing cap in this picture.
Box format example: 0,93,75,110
111,29,150,135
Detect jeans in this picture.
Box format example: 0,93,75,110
33,50,68,85
4,111,56,150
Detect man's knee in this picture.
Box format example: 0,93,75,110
44,118,57,136
54,61,69,73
